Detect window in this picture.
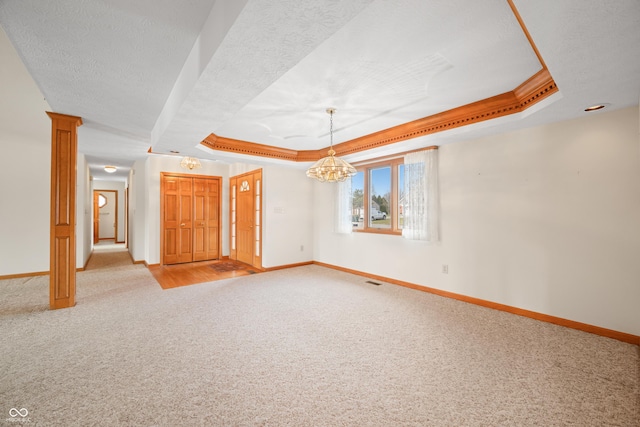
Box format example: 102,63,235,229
345,148,439,240
98,193,107,208
351,158,404,234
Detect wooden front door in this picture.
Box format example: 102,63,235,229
236,177,254,265
230,169,262,268
162,173,221,265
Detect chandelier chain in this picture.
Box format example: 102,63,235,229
329,109,333,149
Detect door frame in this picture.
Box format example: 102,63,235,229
93,189,118,243
229,169,262,269
160,172,222,266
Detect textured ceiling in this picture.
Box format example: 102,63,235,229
205,0,539,151
0,0,639,181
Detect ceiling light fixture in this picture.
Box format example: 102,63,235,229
104,165,117,173
306,108,357,183
584,103,609,112
180,156,202,170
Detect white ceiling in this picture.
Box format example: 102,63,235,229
1,0,639,181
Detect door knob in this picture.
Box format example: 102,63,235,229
180,223,185,226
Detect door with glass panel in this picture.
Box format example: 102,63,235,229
230,169,262,268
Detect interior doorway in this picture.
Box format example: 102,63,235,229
93,190,118,244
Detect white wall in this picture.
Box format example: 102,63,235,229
262,165,314,268
93,180,126,242
0,26,52,276
0,130,51,275
128,160,147,263
314,106,640,336
76,154,92,270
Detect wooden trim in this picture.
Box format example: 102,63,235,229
47,111,82,310
199,71,557,162
229,176,237,261
228,169,263,270
145,262,161,268
312,261,640,346
255,171,263,270
160,172,167,266
0,271,49,280
507,0,547,69
160,171,223,180
353,157,404,234
94,189,118,242
198,2,558,164
202,134,299,161
352,228,402,236
351,145,438,167
128,249,146,265
124,187,129,248
76,250,94,272
264,261,314,272
513,69,558,110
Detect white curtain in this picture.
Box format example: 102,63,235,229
402,149,439,242
335,178,353,234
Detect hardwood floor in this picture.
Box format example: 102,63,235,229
149,259,261,290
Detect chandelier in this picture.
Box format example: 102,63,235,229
306,108,357,182
180,156,202,170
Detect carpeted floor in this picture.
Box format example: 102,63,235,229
1,249,638,426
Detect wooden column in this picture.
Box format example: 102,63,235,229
47,112,82,309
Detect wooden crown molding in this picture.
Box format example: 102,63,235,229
199,2,558,163
202,134,299,162
201,68,557,163
46,112,83,127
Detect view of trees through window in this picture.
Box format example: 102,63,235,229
369,166,391,229
351,159,404,233
351,171,364,227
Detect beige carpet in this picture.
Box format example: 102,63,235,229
1,250,638,426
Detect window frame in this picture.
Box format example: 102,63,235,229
352,157,404,235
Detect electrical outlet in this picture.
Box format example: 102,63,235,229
442,264,448,274
300,245,304,252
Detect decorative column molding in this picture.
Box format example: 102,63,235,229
47,112,82,309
